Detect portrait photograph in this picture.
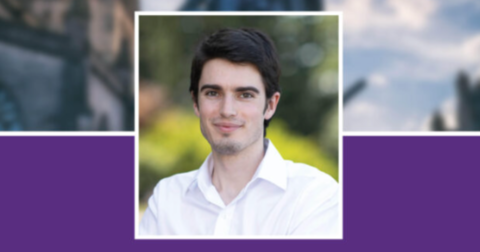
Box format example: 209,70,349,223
135,12,342,239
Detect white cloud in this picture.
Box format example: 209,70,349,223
401,118,422,131
398,33,480,67
382,34,480,82
343,100,392,131
368,73,388,87
348,100,380,116
328,0,480,83
387,0,436,30
328,0,436,35
441,97,458,129
140,0,185,10
384,58,455,82
462,34,480,64
420,96,458,131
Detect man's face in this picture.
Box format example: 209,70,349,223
193,58,279,155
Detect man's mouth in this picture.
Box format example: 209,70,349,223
213,123,242,133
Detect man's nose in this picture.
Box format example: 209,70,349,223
220,94,237,118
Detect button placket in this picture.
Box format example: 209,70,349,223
213,209,228,235
213,202,237,235
225,204,235,220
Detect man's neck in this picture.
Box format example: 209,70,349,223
211,138,266,206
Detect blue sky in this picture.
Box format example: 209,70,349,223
140,0,480,131
327,0,480,131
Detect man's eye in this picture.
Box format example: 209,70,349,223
205,91,218,96
240,93,254,98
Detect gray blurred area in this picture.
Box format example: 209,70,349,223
0,0,136,131
180,0,322,11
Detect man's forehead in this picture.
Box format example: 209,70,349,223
199,59,265,91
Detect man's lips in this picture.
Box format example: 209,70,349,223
213,123,242,133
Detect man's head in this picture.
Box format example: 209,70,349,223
189,28,281,155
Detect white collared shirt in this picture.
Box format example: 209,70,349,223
139,140,340,237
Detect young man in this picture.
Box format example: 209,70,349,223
139,28,339,237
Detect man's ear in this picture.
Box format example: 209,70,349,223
264,92,281,120
191,91,200,117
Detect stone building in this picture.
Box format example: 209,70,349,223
431,72,480,131
0,0,136,131
455,72,480,130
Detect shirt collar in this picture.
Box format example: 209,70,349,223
254,139,287,190
185,139,287,195
186,153,213,196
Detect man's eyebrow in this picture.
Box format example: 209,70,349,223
235,86,260,94
200,84,222,92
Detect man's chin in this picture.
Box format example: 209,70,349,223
211,140,242,155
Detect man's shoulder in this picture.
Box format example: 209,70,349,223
283,161,339,215
153,169,199,193
285,161,335,180
284,161,338,191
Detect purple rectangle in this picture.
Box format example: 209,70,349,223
0,136,478,251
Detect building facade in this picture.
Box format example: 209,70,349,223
0,0,135,131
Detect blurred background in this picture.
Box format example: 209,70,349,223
0,0,134,131
142,0,480,132
138,15,340,213
330,0,480,131
3,0,477,132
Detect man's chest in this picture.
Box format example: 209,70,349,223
160,188,294,235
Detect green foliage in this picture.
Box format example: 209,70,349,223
139,108,209,200
139,109,338,201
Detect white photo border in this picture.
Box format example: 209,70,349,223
134,11,344,240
